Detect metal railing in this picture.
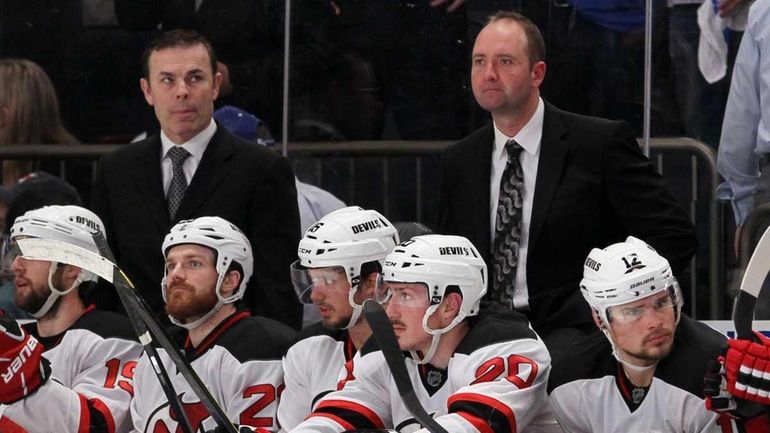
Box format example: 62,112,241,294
0,136,725,318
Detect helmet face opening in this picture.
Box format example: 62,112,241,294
375,276,430,310
605,283,681,325
290,263,349,304
162,217,253,305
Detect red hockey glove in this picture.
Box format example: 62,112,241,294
0,316,50,404
725,332,770,405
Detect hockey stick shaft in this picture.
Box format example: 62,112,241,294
362,300,449,433
91,231,237,433
88,234,196,433
735,225,770,339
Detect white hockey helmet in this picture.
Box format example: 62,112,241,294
378,234,487,363
10,205,107,318
162,216,253,328
291,206,399,329
580,236,683,327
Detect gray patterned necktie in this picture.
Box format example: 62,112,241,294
167,146,191,220
492,139,524,307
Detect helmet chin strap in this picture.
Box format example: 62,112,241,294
170,300,224,330
410,306,466,365
411,334,440,365
30,262,83,319
342,279,365,330
601,327,659,373
167,272,230,330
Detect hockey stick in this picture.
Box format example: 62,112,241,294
89,232,239,433
15,236,237,433
362,300,449,433
734,226,770,339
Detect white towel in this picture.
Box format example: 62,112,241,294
698,0,751,83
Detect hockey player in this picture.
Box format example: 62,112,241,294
279,206,399,430
0,205,142,432
130,216,295,433
548,236,741,432
289,234,553,433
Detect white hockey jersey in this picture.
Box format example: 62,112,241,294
289,307,552,433
279,324,355,431
0,307,143,433
130,311,295,433
548,315,729,433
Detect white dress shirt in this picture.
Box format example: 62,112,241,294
489,97,544,310
160,119,217,195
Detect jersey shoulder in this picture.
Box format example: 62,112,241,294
547,331,615,393
217,315,296,363
292,321,347,345
69,309,138,342
456,306,539,355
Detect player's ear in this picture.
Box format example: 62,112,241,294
221,269,241,297
591,309,606,330
442,292,463,319
60,264,82,281
361,272,379,296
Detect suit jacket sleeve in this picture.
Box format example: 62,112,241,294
247,155,302,330
603,122,696,276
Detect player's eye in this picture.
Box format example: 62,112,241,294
654,297,674,311
186,260,203,269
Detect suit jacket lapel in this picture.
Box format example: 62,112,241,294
133,136,170,229
174,128,236,220
529,103,568,251
473,125,494,258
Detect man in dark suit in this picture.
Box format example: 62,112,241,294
91,30,302,329
436,11,695,347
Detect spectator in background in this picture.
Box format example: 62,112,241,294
92,30,302,329
0,59,80,186
213,105,347,233
717,0,770,256
668,0,747,149
0,1,82,137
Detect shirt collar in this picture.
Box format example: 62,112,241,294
160,118,217,161
493,97,544,160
